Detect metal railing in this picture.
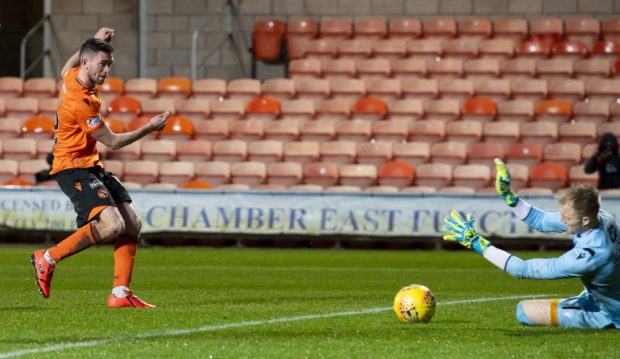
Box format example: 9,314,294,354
20,14,57,80
191,0,248,82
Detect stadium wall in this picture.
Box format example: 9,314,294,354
47,0,620,81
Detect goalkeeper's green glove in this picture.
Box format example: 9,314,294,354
442,211,491,254
494,158,519,207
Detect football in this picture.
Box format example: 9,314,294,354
393,284,436,323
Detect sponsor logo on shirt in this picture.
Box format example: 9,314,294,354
86,115,101,128
89,179,104,189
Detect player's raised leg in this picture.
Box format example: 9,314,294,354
107,201,155,308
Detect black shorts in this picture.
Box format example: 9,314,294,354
56,166,132,227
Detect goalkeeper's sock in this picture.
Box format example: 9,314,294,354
113,235,137,288
48,222,98,262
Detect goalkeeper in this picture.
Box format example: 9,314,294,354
442,158,620,329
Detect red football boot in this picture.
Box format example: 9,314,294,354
107,291,156,308
30,250,55,298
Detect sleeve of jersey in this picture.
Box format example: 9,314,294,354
75,102,104,134
503,244,601,279
522,204,567,233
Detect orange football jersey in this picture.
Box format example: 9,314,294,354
51,67,105,174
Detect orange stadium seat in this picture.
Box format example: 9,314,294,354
35,139,53,159
496,99,534,123
387,99,423,121
0,77,23,99
390,58,426,81
535,99,572,123
392,142,430,166
0,117,23,139
402,78,437,100
322,58,357,80
102,160,124,178
609,104,620,122
230,161,266,186
430,142,467,165
103,118,125,133
452,164,491,189
536,59,573,80
510,78,547,102
529,162,568,191
283,141,319,164
159,161,195,185
591,40,620,58
194,161,230,185
267,162,303,187
574,58,611,80
493,18,528,44
461,96,496,122
337,39,372,59
280,99,315,120
438,78,474,102
287,17,318,40
423,17,456,38
339,164,377,188
107,95,141,121
572,101,609,124
602,18,620,42
356,141,393,165
445,120,483,143
569,165,598,187
477,38,514,59
159,115,194,140
5,98,38,120
503,163,529,191
212,140,247,163
21,115,54,139
106,141,141,161
351,96,387,121
407,39,443,61
17,159,48,184
299,119,335,142
415,163,452,188
330,78,365,101
520,121,558,145
246,96,280,120
23,78,56,98
459,17,491,38
123,160,158,185
252,19,285,61
548,79,585,103
377,161,415,188
442,38,479,58
467,142,505,165
315,99,351,120
262,78,295,101
500,58,536,79
506,143,543,167
294,78,330,101
124,78,157,102
288,58,322,79
37,98,56,119
409,119,445,143
227,79,261,103
141,139,176,162
175,98,210,122
586,79,620,104
320,140,356,164
372,120,408,143
263,119,299,142
320,17,353,39
566,17,600,48
597,123,620,139
365,79,402,103
530,18,563,45
355,59,391,81
388,18,422,39
426,58,463,79
474,79,510,102
179,180,214,190
0,159,18,183
463,58,500,79
303,162,339,188
335,119,372,142
140,98,176,118
305,38,339,59
355,18,387,40
424,99,460,121
193,119,229,141
175,140,211,162
372,39,408,59
158,77,191,101
210,99,245,119
98,76,124,103
543,142,581,168
192,78,226,101
551,40,589,60
482,121,520,144
558,122,597,144
0,98,5,116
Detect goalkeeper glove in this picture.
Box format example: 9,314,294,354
494,158,519,207
442,211,491,254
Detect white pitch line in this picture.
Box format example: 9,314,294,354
0,293,555,359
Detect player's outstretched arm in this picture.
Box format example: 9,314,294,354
61,27,115,76
92,111,169,150
442,211,491,254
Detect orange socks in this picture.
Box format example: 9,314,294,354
48,222,98,262
113,235,138,288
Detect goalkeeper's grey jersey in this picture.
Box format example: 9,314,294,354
506,208,620,324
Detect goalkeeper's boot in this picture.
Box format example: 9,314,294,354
30,250,55,298
107,291,156,308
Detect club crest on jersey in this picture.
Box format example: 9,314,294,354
86,115,101,128
97,188,109,199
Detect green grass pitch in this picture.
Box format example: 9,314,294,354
0,245,617,358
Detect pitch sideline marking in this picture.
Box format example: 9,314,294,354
0,294,554,358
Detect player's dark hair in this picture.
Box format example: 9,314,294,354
79,38,113,59
557,184,600,219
